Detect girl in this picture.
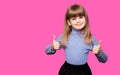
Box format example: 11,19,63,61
45,4,108,75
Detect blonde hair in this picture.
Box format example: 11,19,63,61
61,4,92,48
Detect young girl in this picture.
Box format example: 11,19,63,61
45,4,108,75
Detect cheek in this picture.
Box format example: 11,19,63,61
84,21,86,24
82,18,86,22
82,20,86,24
70,21,75,25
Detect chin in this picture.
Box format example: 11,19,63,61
75,26,84,30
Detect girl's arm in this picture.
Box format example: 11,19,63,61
45,34,62,55
95,49,108,63
92,36,108,63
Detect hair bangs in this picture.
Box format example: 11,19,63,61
66,6,85,19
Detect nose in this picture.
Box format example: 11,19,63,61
76,18,80,23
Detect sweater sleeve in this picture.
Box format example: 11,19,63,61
45,34,63,55
92,36,108,63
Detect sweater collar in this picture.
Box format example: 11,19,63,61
71,27,82,35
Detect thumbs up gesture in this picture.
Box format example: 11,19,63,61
51,35,60,50
92,40,102,55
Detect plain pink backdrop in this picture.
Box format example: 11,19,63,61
0,0,120,75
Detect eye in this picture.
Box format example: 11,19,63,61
79,16,83,18
71,17,76,20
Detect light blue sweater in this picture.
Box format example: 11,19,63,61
45,28,108,65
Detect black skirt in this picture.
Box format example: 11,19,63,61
59,61,92,75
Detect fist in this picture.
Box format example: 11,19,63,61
92,40,102,55
51,35,60,50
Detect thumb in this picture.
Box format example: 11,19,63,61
53,35,56,43
97,40,102,48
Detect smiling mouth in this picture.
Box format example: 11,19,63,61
76,23,83,26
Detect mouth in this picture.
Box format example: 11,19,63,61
76,23,83,26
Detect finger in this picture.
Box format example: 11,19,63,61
53,35,56,43
98,40,102,44
98,40,102,48
55,42,59,44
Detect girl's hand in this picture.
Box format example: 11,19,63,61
51,35,60,50
92,40,102,55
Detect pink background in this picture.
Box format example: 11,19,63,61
0,0,120,75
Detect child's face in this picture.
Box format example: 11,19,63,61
68,16,86,30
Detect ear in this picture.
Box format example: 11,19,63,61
67,20,71,26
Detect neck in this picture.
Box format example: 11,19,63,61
71,27,82,35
